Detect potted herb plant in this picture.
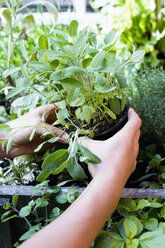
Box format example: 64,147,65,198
1,20,145,182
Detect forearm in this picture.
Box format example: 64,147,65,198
20,167,126,248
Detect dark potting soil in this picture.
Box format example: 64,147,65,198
66,106,128,137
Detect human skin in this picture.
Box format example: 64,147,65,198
17,108,141,248
0,104,68,159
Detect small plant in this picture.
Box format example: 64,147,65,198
0,20,144,181
94,197,165,248
130,66,165,147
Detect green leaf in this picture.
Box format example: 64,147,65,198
59,78,83,89
1,211,11,221
144,218,158,231
1,214,17,223
67,158,87,179
74,33,88,57
20,40,28,61
19,205,31,217
34,140,48,153
6,78,29,99
55,193,68,204
104,30,117,45
69,20,78,37
90,51,105,71
96,86,116,93
82,58,92,68
139,230,165,248
19,225,40,241
12,195,18,208
109,98,121,115
105,107,117,120
136,199,150,210
124,218,137,239
94,231,125,248
1,8,12,34
49,59,59,69
42,149,69,173
29,128,37,141
78,144,101,164
22,14,35,31
0,124,11,133
50,66,85,81
3,202,11,210
3,67,21,78
36,171,50,182
80,106,95,123
128,216,143,236
97,59,116,73
67,88,85,107
149,154,162,169
116,72,127,89
39,35,48,49
6,136,13,153
126,238,139,248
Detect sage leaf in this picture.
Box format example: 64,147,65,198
12,195,18,208
69,20,78,37
78,144,101,164
42,149,69,172
19,205,31,217
39,34,48,49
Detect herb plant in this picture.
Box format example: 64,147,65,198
0,20,144,181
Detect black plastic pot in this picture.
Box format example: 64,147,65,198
94,103,129,141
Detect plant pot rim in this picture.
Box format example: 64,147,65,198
94,102,129,140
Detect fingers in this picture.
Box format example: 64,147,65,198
37,123,69,144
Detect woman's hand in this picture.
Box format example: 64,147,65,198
81,108,141,184
0,104,68,158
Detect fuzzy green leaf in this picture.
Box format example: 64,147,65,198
69,20,78,37
50,66,85,81
39,35,48,49
78,144,101,164
12,195,19,208
109,98,121,115
94,231,124,248
42,149,69,173
19,205,31,217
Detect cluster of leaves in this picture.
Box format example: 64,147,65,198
0,155,40,185
0,0,58,83
1,181,81,247
135,144,165,189
130,66,165,146
91,0,165,67
94,197,165,248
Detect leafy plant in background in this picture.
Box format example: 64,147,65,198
90,0,165,67
130,66,165,147
94,197,165,248
1,187,165,247
0,20,144,182
1,181,80,247
135,144,165,189
0,0,58,85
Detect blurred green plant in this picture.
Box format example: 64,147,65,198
0,0,58,85
130,66,165,147
94,196,165,248
90,0,165,67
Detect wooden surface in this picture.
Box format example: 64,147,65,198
0,185,165,199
